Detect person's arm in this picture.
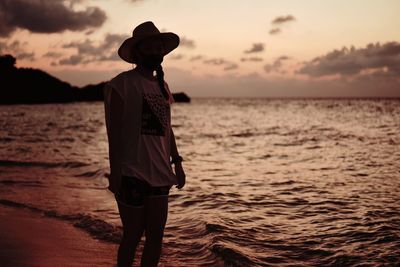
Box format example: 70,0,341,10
170,128,186,189
170,128,180,160
108,88,124,192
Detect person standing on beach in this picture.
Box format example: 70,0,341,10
103,21,186,267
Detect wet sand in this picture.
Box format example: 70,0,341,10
0,205,118,267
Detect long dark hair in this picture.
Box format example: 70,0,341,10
155,64,169,101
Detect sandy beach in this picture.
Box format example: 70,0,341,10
0,205,118,267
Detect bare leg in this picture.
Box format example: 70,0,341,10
117,200,145,267
140,195,169,267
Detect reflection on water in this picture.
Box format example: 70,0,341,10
0,99,399,266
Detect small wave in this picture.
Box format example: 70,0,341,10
0,179,44,187
12,112,26,117
25,137,49,143
0,159,58,168
63,124,86,130
229,131,256,138
351,173,369,177
306,145,323,150
75,168,105,178
269,180,296,186
46,121,57,127
210,244,254,267
309,125,336,132
388,138,397,145
58,137,76,142
309,199,351,207
204,168,225,172
0,159,90,169
180,199,202,207
0,136,15,142
273,141,304,147
0,199,122,244
199,133,223,138
247,154,273,161
229,127,280,138
205,223,226,233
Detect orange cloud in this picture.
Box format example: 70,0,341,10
298,42,400,79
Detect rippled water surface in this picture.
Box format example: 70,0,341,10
1,98,400,266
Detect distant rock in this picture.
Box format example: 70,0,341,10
172,92,191,103
0,54,190,105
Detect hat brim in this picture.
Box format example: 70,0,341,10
118,32,180,64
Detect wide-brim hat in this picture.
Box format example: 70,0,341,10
118,21,180,64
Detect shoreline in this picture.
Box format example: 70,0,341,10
0,205,118,266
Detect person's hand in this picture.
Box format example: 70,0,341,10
174,163,186,189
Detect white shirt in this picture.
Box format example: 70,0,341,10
103,68,177,193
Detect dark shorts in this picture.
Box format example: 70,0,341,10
115,175,171,207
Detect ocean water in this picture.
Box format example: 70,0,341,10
0,98,399,266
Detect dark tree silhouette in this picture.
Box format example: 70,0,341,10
0,54,16,70
0,54,190,104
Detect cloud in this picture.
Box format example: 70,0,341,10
271,15,296,25
0,40,35,60
63,39,95,54
85,29,95,35
190,55,204,61
97,53,121,61
269,28,281,35
269,15,296,35
264,56,290,73
204,58,228,65
101,33,129,51
59,54,85,65
160,29,195,49
57,32,194,65
203,57,238,71
241,57,263,62
224,63,238,71
298,41,400,78
167,53,185,60
57,33,128,65
43,52,64,58
16,52,35,60
244,43,265,54
0,0,107,37
64,0,85,8
179,36,195,49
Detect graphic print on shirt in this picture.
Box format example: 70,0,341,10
141,93,169,136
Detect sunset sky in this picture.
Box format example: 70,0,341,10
1,0,399,97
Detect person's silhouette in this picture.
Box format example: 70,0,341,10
103,21,186,267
